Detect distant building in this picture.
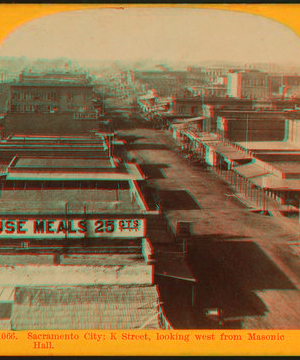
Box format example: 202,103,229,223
10,69,94,114
172,97,254,132
203,67,229,83
280,75,300,99
134,70,206,97
185,84,227,98
0,83,11,117
227,70,268,99
216,110,287,142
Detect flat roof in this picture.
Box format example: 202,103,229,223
14,157,116,169
251,174,300,190
7,135,108,145
269,161,300,174
0,188,143,214
12,285,167,330
12,83,92,87
10,135,105,141
234,162,271,178
7,163,144,181
219,110,286,114
0,139,109,152
196,132,220,142
236,141,300,151
214,143,253,161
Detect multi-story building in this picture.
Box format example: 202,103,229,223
280,75,300,98
0,83,11,116
10,69,94,114
227,70,269,99
216,110,287,142
172,97,254,132
203,67,229,83
184,84,227,98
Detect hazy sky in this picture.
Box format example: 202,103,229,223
1,7,300,64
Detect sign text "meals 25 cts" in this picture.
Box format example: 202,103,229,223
0,219,145,238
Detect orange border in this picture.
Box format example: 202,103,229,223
0,330,298,356
1,4,300,46
0,4,300,356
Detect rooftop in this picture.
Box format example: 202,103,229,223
235,161,271,179
251,173,300,190
0,133,113,159
12,82,92,87
213,143,253,161
11,285,170,330
13,156,116,170
236,141,300,152
6,162,144,181
0,188,143,214
1,153,147,214
170,117,206,128
269,161,300,174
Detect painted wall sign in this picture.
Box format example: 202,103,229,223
0,218,145,238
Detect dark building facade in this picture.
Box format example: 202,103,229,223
11,70,94,114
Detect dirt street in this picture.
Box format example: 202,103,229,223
118,127,300,329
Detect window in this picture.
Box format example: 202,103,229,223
34,90,42,100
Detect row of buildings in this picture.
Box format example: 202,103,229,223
133,67,300,128
135,67,300,103
169,96,300,215
0,67,172,330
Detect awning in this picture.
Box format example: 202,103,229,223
234,162,271,178
214,143,253,161
251,174,300,190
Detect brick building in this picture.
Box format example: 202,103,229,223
227,70,269,99
10,70,94,114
